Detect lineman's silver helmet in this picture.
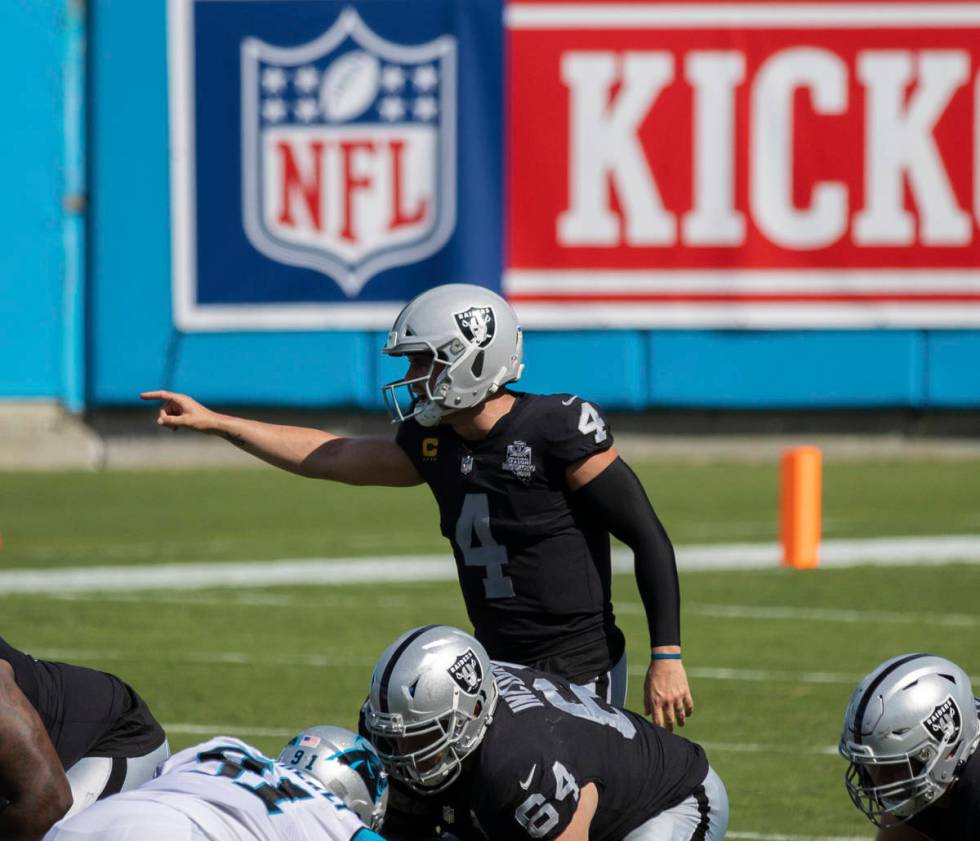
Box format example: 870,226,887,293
278,725,388,830
382,284,524,427
839,653,980,826
364,625,498,793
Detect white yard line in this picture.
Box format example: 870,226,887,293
629,665,865,684
1,535,979,594
727,834,870,841
619,602,980,628
701,741,838,756
33,591,980,629
629,664,980,686
163,723,293,738
30,648,375,668
28,647,980,687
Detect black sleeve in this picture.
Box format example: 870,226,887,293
574,458,680,648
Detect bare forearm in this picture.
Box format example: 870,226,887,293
142,391,419,485
211,414,341,478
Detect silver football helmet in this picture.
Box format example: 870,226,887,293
363,625,498,793
381,284,524,427
839,653,980,826
278,725,388,830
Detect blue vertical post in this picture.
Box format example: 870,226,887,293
62,0,87,412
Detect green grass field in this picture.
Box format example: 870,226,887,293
2,460,979,838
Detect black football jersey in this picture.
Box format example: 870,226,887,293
908,708,980,841
0,635,165,769
396,391,624,682
384,662,709,841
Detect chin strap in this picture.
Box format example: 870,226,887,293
414,400,446,427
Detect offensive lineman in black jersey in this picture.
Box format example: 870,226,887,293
363,625,728,841
141,283,691,726
0,635,169,839
839,653,980,841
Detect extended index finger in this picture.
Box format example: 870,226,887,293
140,390,173,401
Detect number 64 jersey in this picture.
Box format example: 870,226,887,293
395,391,622,684
389,663,712,841
45,737,381,841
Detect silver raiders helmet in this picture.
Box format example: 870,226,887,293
381,284,524,427
839,653,980,826
363,624,498,793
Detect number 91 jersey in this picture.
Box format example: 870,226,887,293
137,737,373,841
395,391,621,682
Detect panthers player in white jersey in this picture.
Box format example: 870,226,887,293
44,726,388,841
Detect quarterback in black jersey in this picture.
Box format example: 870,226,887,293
839,653,980,841
363,626,728,841
0,635,168,839
142,283,691,726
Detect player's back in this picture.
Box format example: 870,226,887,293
47,737,375,841
473,664,709,841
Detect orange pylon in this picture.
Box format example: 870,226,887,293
780,447,822,569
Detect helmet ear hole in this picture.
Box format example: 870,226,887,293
470,351,485,378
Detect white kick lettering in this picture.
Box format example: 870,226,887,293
751,48,849,249
854,50,971,246
556,47,975,251
683,51,746,245
558,51,676,246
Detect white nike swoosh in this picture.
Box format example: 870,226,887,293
561,396,578,406
519,764,537,790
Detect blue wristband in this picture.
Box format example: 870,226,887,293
651,652,682,661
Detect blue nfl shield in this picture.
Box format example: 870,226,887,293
241,9,457,297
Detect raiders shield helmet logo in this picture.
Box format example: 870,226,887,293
922,696,962,743
454,306,495,347
448,648,482,695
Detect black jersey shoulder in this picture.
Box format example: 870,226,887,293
394,392,613,472
0,635,165,769
500,392,614,467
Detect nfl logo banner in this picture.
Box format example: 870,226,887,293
506,1,980,328
169,0,503,330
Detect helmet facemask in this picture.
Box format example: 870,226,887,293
842,747,943,826
366,695,490,793
381,347,455,428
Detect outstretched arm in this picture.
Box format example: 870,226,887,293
569,451,693,730
0,662,72,840
140,391,422,486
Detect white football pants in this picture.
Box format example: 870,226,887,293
62,739,171,819
623,766,729,841
578,651,628,708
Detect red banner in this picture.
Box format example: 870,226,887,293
506,2,980,326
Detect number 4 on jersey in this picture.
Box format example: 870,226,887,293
578,402,607,444
456,493,515,599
